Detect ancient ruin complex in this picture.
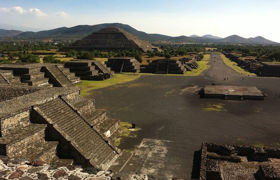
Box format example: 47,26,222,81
199,143,280,180
0,63,121,172
105,57,141,73
69,27,159,52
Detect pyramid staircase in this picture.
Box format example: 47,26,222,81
142,59,186,74
0,110,71,165
13,67,52,87
106,57,140,73
0,70,23,85
32,97,119,169
42,65,75,87
65,60,113,80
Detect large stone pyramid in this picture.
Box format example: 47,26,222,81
70,27,157,52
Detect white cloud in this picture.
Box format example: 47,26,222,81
0,7,11,13
11,6,25,14
0,6,47,17
28,8,47,17
55,11,69,17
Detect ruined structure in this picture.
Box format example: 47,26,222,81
65,60,113,80
0,64,80,87
259,62,280,77
223,53,280,77
0,63,121,171
141,59,186,74
201,85,264,100
198,143,280,180
105,57,140,73
69,27,159,52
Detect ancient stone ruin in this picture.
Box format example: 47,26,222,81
0,64,80,87
223,53,280,77
68,27,159,52
201,85,265,100
65,60,113,80
0,64,122,173
198,143,280,180
105,57,141,73
141,59,187,74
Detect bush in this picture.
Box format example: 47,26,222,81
19,54,40,63
43,55,61,63
77,51,94,59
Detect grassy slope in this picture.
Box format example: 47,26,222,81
184,54,210,76
220,53,256,76
77,73,141,96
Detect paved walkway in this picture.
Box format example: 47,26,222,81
89,53,280,179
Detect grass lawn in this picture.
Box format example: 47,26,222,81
77,73,141,96
220,53,256,76
184,54,211,76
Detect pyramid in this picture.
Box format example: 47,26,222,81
70,27,157,52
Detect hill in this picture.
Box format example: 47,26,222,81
0,23,278,45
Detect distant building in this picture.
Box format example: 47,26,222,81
68,27,160,52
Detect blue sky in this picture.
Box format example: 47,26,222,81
1,0,280,42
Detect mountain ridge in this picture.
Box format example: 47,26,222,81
0,23,278,45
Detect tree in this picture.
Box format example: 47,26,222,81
19,54,40,63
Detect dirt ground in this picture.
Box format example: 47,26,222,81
87,53,280,179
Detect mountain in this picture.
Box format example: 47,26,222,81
202,34,222,39
0,23,278,45
0,29,22,37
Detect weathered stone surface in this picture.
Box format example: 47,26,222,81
68,174,82,180
53,169,68,179
37,173,49,180
27,160,46,167
8,169,24,179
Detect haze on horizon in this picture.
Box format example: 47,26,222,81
0,0,279,42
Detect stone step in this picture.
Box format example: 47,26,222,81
62,96,95,115
83,109,108,127
0,73,9,84
34,98,119,170
51,156,74,167
44,65,73,87
22,78,50,87
0,110,31,136
0,124,47,159
26,141,58,163
96,119,120,138
74,70,99,76
21,73,45,81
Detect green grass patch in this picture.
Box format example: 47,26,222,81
220,53,256,76
184,54,211,76
203,103,227,112
77,73,141,96
114,121,141,147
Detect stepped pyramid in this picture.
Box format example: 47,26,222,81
70,27,157,52
0,85,120,170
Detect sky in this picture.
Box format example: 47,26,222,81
0,0,280,42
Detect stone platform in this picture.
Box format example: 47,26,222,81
198,143,280,180
202,85,265,100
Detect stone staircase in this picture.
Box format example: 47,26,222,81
33,97,119,170
13,67,52,87
106,57,140,73
0,70,22,85
92,60,114,78
0,110,64,164
42,65,74,87
62,95,120,140
65,60,113,80
56,65,81,84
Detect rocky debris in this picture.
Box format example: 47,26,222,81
0,159,113,180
